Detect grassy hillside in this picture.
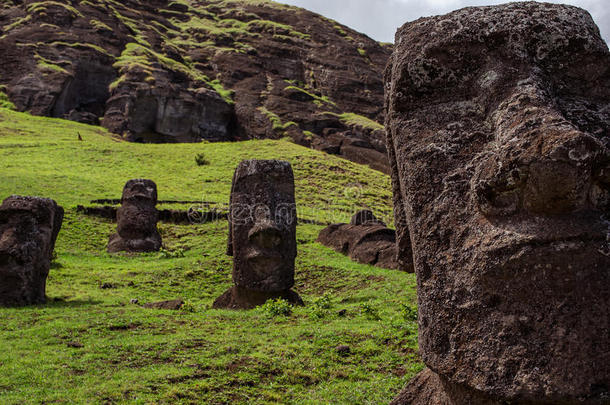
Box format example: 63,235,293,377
0,109,421,404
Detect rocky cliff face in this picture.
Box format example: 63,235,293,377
0,0,390,172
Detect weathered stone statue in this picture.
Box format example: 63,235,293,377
317,210,413,271
213,159,302,309
349,209,386,226
107,179,162,253
385,2,610,404
0,196,64,306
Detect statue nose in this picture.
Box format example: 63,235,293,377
248,223,282,249
475,133,609,216
523,135,608,215
522,160,589,214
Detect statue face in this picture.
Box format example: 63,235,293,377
386,3,610,400
228,160,297,292
0,196,63,305
0,198,56,265
121,179,158,204
116,179,159,239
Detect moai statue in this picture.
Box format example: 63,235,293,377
385,2,610,404
213,160,302,309
107,179,162,253
0,196,64,306
317,210,412,271
349,209,386,226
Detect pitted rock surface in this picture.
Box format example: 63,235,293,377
386,2,610,404
213,159,302,309
107,179,162,253
0,195,64,306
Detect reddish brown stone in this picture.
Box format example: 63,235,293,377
214,160,302,309
386,2,610,403
317,211,413,272
0,196,64,306
108,179,162,253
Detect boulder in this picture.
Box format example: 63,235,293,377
385,2,610,403
107,179,162,253
213,160,302,309
0,196,64,306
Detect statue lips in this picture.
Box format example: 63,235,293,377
476,212,609,267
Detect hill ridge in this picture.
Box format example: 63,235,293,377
0,0,391,172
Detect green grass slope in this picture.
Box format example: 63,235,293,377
0,109,421,404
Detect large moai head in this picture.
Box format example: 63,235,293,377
0,196,64,306
385,2,609,403
228,160,297,292
108,179,162,253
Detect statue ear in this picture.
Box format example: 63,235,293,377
227,168,238,257
227,230,233,256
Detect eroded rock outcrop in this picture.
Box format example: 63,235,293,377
0,0,390,171
213,159,302,309
107,179,162,253
385,2,610,404
103,78,235,143
317,210,412,271
0,196,64,306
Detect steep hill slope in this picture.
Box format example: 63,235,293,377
0,109,421,403
0,0,391,172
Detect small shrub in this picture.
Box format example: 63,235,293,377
0,86,15,110
50,251,62,269
180,302,196,313
360,302,380,321
195,153,209,166
308,294,332,319
400,303,418,322
157,248,185,259
258,298,292,318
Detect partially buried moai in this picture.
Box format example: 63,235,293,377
107,179,162,253
385,2,610,404
317,209,413,271
0,196,64,306
213,159,302,309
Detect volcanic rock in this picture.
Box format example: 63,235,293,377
385,2,610,403
142,299,184,310
350,209,386,226
0,195,64,306
213,159,302,309
317,211,412,271
0,0,390,171
107,179,162,253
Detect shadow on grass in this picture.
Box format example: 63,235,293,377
44,298,103,308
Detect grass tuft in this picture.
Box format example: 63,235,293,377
324,112,384,132
0,86,15,110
